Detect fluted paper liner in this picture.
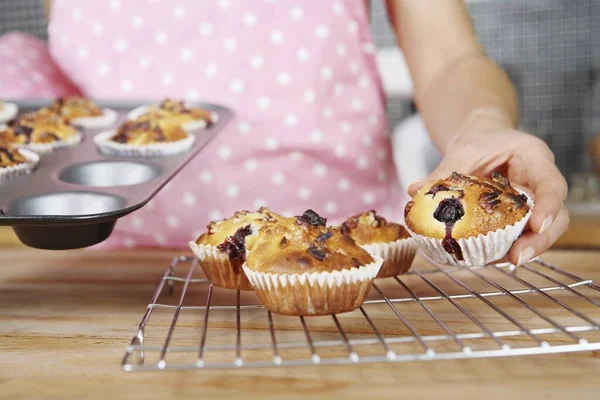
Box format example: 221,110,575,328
242,256,383,316
127,104,218,131
408,195,535,267
94,130,195,157
361,238,418,278
17,131,82,154
0,102,18,124
72,108,118,130
0,149,39,180
189,241,253,290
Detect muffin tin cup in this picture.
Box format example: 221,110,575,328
361,238,418,279
408,196,535,267
127,104,219,131
242,256,384,316
0,102,18,124
0,149,40,180
17,131,83,154
189,242,253,290
94,130,196,158
71,108,118,130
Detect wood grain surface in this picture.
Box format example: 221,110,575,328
1,249,599,400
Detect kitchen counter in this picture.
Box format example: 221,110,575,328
1,249,599,399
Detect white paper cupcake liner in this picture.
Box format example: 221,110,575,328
17,131,82,154
242,256,383,316
127,104,218,131
408,195,534,267
361,238,418,278
189,241,253,290
0,149,39,180
71,108,118,130
94,129,195,157
0,102,18,124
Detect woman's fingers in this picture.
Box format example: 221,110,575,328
526,159,568,233
508,205,570,265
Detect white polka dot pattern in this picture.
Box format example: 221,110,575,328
32,0,408,248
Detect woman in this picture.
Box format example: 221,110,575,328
2,0,568,265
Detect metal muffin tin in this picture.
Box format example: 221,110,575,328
0,100,233,250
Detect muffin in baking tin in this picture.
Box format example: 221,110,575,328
0,143,39,180
243,210,383,316
128,99,215,131
0,110,81,153
94,113,195,157
405,172,533,266
189,208,282,290
340,210,417,278
43,96,117,130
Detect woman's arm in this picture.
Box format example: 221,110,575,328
386,0,569,265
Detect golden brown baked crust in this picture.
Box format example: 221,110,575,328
109,115,188,145
246,210,374,275
44,96,103,120
0,110,78,145
142,99,213,126
0,145,28,168
340,210,410,245
405,172,529,260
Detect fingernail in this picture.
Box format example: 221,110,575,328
539,216,553,234
517,246,535,266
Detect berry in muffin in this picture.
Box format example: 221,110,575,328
189,208,282,290
340,210,417,278
243,210,383,316
404,172,532,266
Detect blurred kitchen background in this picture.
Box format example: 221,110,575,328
0,0,598,247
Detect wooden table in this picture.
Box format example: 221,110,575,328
1,248,599,400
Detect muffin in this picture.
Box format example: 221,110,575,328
404,172,533,266
43,96,117,129
94,114,195,157
0,110,81,153
340,210,417,278
189,208,282,290
0,102,18,124
0,144,39,180
128,99,215,131
243,210,383,316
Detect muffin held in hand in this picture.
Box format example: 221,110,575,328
189,208,282,290
405,172,533,266
243,210,383,316
340,210,417,278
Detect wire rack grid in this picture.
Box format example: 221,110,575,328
122,253,600,372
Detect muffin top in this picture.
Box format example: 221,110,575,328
340,210,410,245
1,110,78,145
405,172,529,241
142,99,213,126
196,207,282,265
109,115,188,145
246,210,374,275
44,96,103,120
0,145,28,168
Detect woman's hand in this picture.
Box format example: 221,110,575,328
408,108,569,266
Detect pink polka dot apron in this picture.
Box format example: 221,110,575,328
47,0,407,248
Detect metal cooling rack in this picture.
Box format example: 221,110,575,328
122,254,600,371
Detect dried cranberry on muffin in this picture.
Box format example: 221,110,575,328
243,210,383,316
43,96,117,129
0,143,39,180
340,210,417,278
189,208,282,290
404,172,532,266
0,110,81,153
